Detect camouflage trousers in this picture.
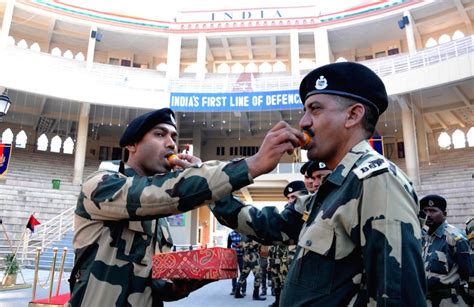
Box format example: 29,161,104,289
268,248,290,290
238,254,262,288
270,263,283,289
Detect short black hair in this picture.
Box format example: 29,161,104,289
335,95,377,138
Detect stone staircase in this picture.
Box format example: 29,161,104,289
0,149,100,267
415,148,474,229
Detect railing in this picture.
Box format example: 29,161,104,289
1,35,472,104
20,206,75,264
169,35,474,92
363,35,473,77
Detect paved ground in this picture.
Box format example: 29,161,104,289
0,269,272,307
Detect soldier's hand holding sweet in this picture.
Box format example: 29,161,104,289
246,121,304,178
168,153,202,170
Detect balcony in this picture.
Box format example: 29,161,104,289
0,35,472,108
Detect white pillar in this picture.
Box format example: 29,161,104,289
313,28,331,67
290,30,300,76
398,96,420,185
86,26,97,69
73,102,90,185
415,111,429,163
166,34,182,79
0,0,15,48
196,33,207,80
403,11,417,53
192,128,202,158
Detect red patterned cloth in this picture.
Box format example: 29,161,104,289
152,247,238,280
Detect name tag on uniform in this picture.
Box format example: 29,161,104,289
302,211,310,222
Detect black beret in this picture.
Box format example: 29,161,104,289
420,194,447,212
307,161,330,175
300,161,312,175
283,180,307,198
119,108,177,147
299,62,388,116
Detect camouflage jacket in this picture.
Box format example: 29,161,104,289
211,140,426,306
69,159,251,307
422,221,471,290
241,236,261,256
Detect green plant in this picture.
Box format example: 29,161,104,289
3,254,19,275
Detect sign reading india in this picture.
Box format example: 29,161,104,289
170,90,301,112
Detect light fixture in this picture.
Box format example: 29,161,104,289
0,92,11,117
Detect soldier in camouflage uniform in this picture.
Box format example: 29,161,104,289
267,245,287,307
270,180,308,307
210,62,426,306
299,161,315,194
68,108,305,307
421,195,472,306
234,235,266,300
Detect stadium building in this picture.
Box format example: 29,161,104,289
0,0,472,261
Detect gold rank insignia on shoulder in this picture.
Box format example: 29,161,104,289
302,211,310,222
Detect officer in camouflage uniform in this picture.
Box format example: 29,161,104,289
306,160,331,193
234,235,266,300
210,62,426,306
299,161,315,194
68,108,305,307
268,181,307,307
421,195,472,306
267,245,287,307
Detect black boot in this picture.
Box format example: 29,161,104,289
261,285,267,296
269,288,281,307
253,286,266,301
234,285,244,299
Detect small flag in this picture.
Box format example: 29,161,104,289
26,215,40,232
0,144,12,176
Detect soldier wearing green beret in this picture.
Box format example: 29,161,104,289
210,62,426,306
68,108,305,307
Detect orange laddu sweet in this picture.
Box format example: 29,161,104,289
167,154,179,165
299,130,313,147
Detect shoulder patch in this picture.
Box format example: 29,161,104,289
353,158,389,179
446,224,467,242
98,160,121,172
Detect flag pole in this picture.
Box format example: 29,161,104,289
1,220,29,285
0,220,14,251
1,227,27,285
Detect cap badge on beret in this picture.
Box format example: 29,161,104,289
315,76,328,90
319,162,326,168
428,200,434,206
288,187,293,192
